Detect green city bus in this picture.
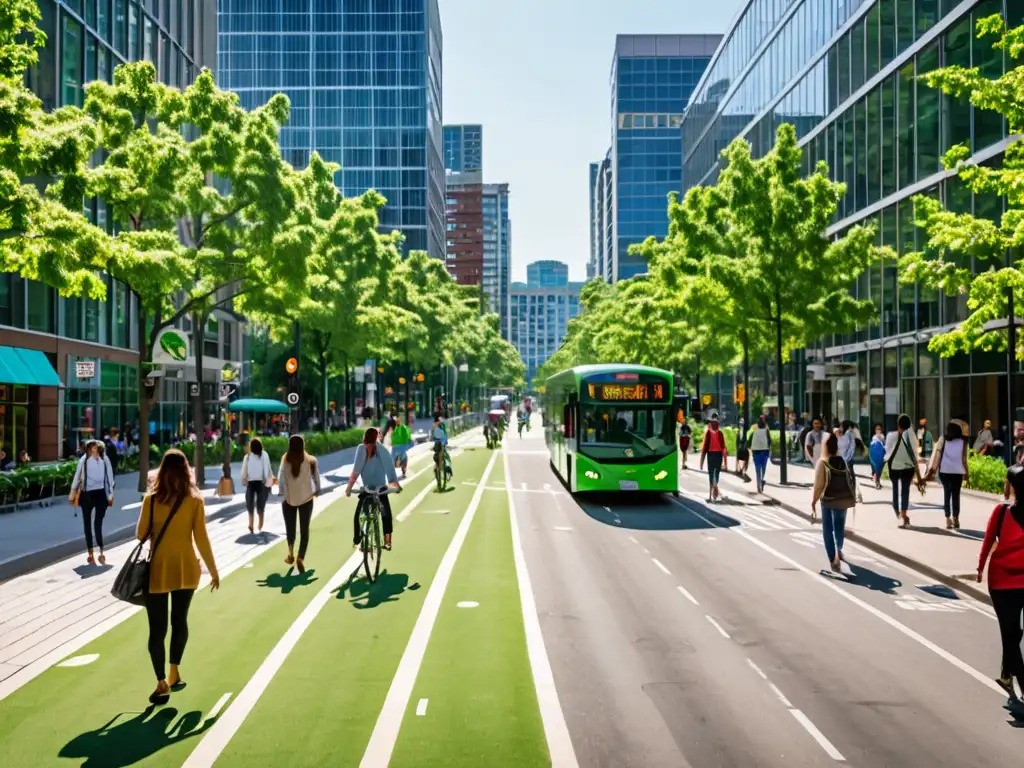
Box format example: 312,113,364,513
542,364,678,494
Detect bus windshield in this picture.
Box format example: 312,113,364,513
578,405,675,463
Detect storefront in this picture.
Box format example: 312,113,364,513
0,345,62,460
62,355,139,456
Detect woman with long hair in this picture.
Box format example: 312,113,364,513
136,449,219,704
929,420,969,529
978,466,1024,707
699,413,728,502
277,434,320,574
69,440,115,565
241,437,273,534
811,432,857,573
345,427,401,550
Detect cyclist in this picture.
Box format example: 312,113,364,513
391,414,413,478
431,414,451,481
345,428,401,550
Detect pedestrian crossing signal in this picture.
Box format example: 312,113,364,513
285,357,298,375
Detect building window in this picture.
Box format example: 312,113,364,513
26,281,55,333
204,316,219,359
223,322,234,361
62,16,84,107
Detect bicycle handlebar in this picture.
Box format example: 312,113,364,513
359,486,401,497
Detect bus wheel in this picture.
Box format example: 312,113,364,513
672,491,680,498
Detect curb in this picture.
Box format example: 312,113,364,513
711,473,993,606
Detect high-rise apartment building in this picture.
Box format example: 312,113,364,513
444,123,483,183
2,0,220,461
217,0,445,260
590,34,719,282
511,262,584,386
589,150,614,282
679,0,1023,443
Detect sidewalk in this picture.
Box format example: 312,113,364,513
695,458,1002,604
0,417,441,581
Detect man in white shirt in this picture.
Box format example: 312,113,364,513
884,414,921,526
804,417,825,463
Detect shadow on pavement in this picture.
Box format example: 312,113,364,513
73,563,114,579
576,494,741,531
59,706,215,767
913,525,985,542
234,532,280,545
844,563,902,595
256,567,319,594
334,570,421,609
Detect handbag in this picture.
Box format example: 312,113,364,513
111,494,186,605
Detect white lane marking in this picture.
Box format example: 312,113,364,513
504,450,579,768
456,601,479,608
422,509,450,515
670,497,1007,697
745,658,768,680
790,709,846,761
396,482,439,522
553,526,573,532
768,683,793,707
359,451,499,768
180,465,440,768
416,698,428,716
651,558,672,576
543,483,552,492
628,536,639,545
602,506,612,513
521,482,527,491
506,450,550,455
613,517,622,525
243,562,255,568
206,693,232,721
57,653,99,667
642,548,650,555
705,615,731,639
676,585,699,605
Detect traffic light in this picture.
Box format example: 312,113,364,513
285,357,299,405
285,357,298,375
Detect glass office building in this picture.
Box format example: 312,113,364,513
217,0,446,260
592,34,719,282
511,263,584,385
444,123,482,181
2,0,219,461
681,0,1024,443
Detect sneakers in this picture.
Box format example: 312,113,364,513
952,516,961,529
946,518,954,530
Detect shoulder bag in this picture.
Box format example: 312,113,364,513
111,494,187,605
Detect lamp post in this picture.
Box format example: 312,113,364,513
982,299,1024,464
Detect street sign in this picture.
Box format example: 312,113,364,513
75,361,95,379
702,394,712,405
287,392,300,406
190,383,200,397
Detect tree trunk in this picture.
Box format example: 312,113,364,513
136,299,152,492
192,309,207,488
694,353,701,418
742,340,751,432
775,310,787,485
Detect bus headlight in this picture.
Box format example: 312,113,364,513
654,470,668,481
585,470,600,480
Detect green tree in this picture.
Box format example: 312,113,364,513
900,16,1024,362
713,124,878,482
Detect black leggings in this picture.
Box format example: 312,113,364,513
81,490,108,550
245,481,268,517
890,468,915,513
939,472,963,518
282,500,314,559
991,588,1024,683
354,492,394,545
144,589,194,681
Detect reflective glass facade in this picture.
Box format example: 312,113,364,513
444,123,482,179
682,0,1024,443
482,183,511,339
217,0,445,260
510,264,584,384
605,35,719,281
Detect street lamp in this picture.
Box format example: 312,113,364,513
982,310,1024,464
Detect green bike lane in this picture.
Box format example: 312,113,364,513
0,451,444,768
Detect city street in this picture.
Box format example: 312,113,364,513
0,416,1021,767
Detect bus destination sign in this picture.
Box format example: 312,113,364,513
587,382,668,402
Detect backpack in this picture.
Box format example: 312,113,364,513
822,457,856,509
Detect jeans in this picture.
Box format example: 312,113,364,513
890,468,915,514
282,499,314,559
990,588,1024,681
245,481,269,517
939,473,963,519
353,491,394,545
752,450,770,487
706,452,723,487
144,589,194,681
821,506,848,563
80,489,108,550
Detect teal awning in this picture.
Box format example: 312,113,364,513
0,346,61,387
227,398,290,415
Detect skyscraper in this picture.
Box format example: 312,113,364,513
511,262,584,386
589,150,613,282
591,34,720,282
217,0,445,260
444,123,483,183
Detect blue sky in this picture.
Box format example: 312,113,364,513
439,0,745,282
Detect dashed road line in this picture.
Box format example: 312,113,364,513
705,615,731,639
676,585,699,606
628,536,639,545
415,698,428,716
745,658,768,680
768,683,792,708
651,558,671,576
790,709,846,761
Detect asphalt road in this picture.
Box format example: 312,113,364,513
505,435,1024,767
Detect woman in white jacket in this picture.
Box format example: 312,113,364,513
241,438,273,535
68,440,115,565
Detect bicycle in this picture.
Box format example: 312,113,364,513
433,441,449,491
357,486,399,583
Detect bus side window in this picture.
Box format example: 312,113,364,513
563,404,574,439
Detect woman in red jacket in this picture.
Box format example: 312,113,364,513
978,465,1024,705
699,412,728,503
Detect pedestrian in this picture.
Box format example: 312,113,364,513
975,420,995,455
837,420,864,503
885,413,923,528
917,418,934,459
749,415,772,493
241,437,273,535
735,417,751,482
678,417,692,469
390,414,413,478
137,448,219,705
977,465,1024,707
105,427,121,473
345,427,401,550
804,416,825,464
68,440,115,565
699,412,728,502
927,421,969,529
811,432,856,573
277,435,321,575
869,423,886,489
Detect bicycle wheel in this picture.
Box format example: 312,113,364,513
362,510,377,583
371,513,382,580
